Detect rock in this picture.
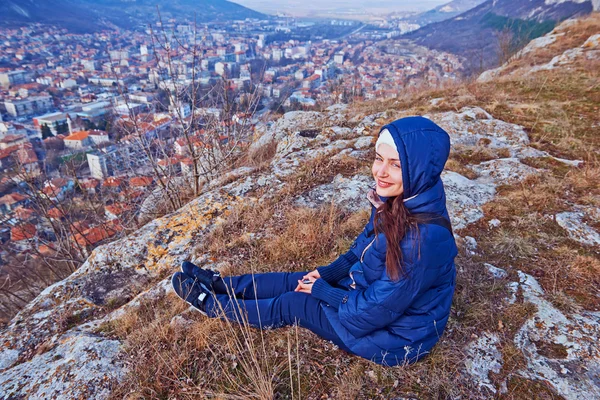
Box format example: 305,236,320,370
551,157,584,168
488,219,501,228
464,332,503,394
325,104,349,126
0,333,123,399
464,236,478,252
353,136,374,149
429,107,531,154
295,174,373,213
250,111,326,153
514,271,600,399
270,135,354,178
483,263,508,279
329,126,354,139
352,112,386,135
473,158,539,185
506,282,519,304
0,349,19,372
583,33,600,49
555,208,600,246
0,189,234,386
442,171,496,230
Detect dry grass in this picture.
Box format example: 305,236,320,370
242,139,279,169
276,151,370,201
444,159,479,179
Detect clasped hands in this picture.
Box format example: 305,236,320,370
294,269,320,294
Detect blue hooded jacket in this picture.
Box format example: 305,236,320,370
311,116,458,366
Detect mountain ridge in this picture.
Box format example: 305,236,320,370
404,0,487,26
404,0,596,72
0,0,266,32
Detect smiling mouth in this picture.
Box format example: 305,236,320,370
377,180,393,188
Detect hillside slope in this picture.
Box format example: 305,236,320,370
0,13,599,400
405,0,596,72
404,0,487,26
0,0,265,32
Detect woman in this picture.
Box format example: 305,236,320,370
172,116,457,366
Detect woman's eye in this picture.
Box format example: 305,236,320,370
393,163,401,168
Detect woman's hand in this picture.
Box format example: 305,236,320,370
303,269,321,281
294,271,319,294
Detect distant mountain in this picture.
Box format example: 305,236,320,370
404,0,596,73
0,0,266,33
405,0,487,26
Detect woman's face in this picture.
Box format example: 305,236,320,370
372,143,404,198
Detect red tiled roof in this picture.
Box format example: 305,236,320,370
105,203,131,216
14,207,34,220
0,192,28,206
39,243,57,256
79,178,99,189
47,208,64,219
64,131,89,141
102,177,124,187
74,221,122,247
129,176,153,187
11,223,36,241
17,146,38,164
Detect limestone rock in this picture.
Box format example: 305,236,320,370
295,174,373,213
354,136,374,149
514,272,600,399
483,263,508,279
442,171,496,230
464,333,503,394
556,207,600,246
473,158,539,185
0,333,124,399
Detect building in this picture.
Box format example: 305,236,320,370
87,146,130,179
128,92,155,105
334,52,345,64
4,96,53,117
0,134,28,150
0,70,32,88
63,130,92,149
87,130,109,145
0,193,29,214
34,112,68,135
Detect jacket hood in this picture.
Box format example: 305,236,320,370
380,116,451,200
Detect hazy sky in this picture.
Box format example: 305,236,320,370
233,0,450,16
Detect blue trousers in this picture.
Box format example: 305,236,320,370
204,271,349,351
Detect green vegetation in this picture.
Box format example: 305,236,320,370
481,12,556,45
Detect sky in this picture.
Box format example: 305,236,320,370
232,0,451,17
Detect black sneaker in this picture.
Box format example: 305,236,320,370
181,261,223,292
171,272,209,315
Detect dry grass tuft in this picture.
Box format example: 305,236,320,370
243,139,279,168
444,159,479,179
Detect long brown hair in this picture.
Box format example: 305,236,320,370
373,195,421,281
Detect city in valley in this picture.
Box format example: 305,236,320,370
0,13,461,283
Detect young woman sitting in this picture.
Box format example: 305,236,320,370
172,116,457,366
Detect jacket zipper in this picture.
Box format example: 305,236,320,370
360,237,376,263
350,237,376,289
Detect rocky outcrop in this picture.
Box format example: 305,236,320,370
478,15,600,82
466,269,600,398
0,105,598,399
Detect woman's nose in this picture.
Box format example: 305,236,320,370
376,164,388,177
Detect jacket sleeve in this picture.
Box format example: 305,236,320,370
317,250,358,283
337,234,428,338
